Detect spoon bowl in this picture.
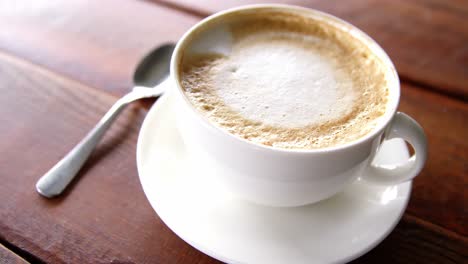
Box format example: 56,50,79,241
134,44,175,87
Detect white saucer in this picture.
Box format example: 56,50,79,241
137,93,412,264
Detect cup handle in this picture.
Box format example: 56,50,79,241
361,112,428,185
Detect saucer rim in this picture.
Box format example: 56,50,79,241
136,92,412,264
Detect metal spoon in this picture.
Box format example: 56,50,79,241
36,43,175,198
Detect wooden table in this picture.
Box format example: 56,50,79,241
0,0,466,263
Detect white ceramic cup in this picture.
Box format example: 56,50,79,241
170,5,428,207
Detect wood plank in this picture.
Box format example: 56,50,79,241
399,83,468,236
0,48,466,263
0,244,29,264
352,215,468,264
3,0,467,99
153,0,468,99
0,52,216,264
0,0,199,95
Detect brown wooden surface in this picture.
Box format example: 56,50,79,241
400,83,467,235
0,0,466,263
0,0,199,95
0,244,28,264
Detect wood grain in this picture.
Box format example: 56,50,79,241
0,244,29,264
352,215,468,264
0,48,466,263
0,0,199,96
2,0,467,99
0,0,466,263
0,51,217,264
399,83,468,236
153,0,468,99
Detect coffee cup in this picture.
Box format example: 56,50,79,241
170,4,427,207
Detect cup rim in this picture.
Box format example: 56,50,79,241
171,4,400,154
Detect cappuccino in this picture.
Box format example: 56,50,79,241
180,11,389,149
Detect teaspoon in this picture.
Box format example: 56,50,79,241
36,43,175,198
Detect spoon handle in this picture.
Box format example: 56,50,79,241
36,92,136,198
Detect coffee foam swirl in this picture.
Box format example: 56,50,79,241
180,11,389,149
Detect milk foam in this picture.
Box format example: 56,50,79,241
213,32,355,127
180,12,389,149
